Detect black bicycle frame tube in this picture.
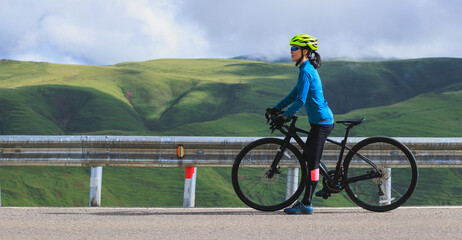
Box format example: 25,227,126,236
285,124,332,180
278,119,382,187
337,126,352,168
268,117,310,177
326,135,383,183
267,135,290,178
345,149,382,178
346,170,382,184
292,126,350,186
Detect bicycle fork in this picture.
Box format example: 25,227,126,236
267,137,291,178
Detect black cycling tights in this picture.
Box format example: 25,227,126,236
301,123,334,206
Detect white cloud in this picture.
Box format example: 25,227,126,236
1,0,461,64
123,0,208,58
179,0,462,60
0,0,209,65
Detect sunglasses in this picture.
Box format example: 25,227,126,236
290,46,301,52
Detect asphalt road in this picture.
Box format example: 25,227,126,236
0,206,461,240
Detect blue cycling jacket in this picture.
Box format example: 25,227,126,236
274,61,334,125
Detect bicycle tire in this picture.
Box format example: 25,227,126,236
344,137,418,212
232,138,307,211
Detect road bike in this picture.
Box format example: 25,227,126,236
231,114,418,212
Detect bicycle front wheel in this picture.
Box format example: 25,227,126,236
231,138,307,211
344,137,418,212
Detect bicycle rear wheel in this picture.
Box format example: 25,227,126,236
231,138,307,211
344,137,418,212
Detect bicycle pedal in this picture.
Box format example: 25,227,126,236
315,189,329,197
322,193,331,200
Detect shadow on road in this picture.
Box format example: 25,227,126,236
43,208,369,216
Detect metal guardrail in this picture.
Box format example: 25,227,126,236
1,136,461,207
0,136,461,168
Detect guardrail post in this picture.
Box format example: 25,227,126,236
380,168,392,205
286,168,299,200
183,167,197,207
89,166,103,207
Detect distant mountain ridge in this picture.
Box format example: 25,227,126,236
0,57,461,136
232,55,292,62
232,54,400,63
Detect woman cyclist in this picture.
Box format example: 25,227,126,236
267,34,334,214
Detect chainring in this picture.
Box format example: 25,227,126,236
322,170,344,193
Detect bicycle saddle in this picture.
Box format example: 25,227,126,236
336,117,366,126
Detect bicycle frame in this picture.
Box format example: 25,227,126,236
273,117,382,189
233,114,418,212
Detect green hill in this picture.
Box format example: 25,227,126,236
0,58,461,207
2,58,462,135
331,90,462,137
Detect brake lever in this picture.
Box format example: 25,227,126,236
268,114,285,134
267,112,292,134
270,123,277,134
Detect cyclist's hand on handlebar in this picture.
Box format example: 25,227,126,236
269,114,290,133
265,107,281,123
265,108,281,123
266,107,280,115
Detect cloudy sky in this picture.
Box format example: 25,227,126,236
1,0,461,65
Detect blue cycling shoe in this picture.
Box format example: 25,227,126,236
283,202,313,214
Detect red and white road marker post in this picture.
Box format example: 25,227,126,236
183,167,197,207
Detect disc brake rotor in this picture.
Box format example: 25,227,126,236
262,168,280,184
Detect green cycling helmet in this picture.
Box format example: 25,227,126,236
290,34,319,51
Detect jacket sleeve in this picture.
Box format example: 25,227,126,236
284,71,310,117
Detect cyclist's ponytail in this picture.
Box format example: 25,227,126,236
297,48,322,69
309,50,322,69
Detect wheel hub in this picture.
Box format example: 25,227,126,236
373,167,390,185
262,168,279,184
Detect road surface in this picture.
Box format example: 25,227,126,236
0,206,460,239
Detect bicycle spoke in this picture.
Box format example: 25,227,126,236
240,176,264,192
232,139,307,211
391,186,404,198
344,137,418,212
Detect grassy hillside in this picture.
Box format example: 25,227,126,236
0,58,461,207
1,58,462,135
0,85,146,134
321,58,462,113
331,90,462,137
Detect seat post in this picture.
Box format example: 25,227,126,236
343,125,353,144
